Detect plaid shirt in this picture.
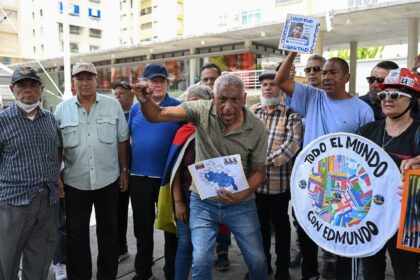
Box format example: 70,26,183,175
251,103,302,194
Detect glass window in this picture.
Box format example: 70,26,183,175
70,43,79,53
69,25,80,35
241,9,261,25
89,28,102,38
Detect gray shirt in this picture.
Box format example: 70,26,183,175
54,94,129,190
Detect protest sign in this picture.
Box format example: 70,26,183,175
188,154,249,200
291,132,401,257
397,169,420,253
279,14,320,54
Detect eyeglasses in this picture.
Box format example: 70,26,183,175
378,90,412,100
366,76,385,84
304,66,322,73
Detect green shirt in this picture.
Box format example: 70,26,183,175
54,94,129,190
181,100,268,198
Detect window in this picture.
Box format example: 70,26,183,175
70,43,79,53
90,45,100,51
41,44,44,52
58,23,63,33
69,25,80,35
141,22,152,29
40,9,43,16
70,4,80,16
33,29,35,36
88,8,101,19
33,46,36,54
89,28,102,38
89,0,101,3
32,11,35,19
274,0,295,3
140,7,152,15
241,9,261,25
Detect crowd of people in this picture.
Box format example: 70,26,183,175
0,51,419,280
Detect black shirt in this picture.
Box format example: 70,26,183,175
359,119,420,167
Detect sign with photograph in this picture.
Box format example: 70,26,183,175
397,169,420,253
291,133,401,257
188,154,249,200
279,14,320,54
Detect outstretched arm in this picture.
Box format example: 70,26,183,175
131,81,187,123
274,52,298,96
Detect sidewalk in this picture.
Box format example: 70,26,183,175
48,205,395,280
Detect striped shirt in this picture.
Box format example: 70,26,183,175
0,102,59,206
251,103,302,194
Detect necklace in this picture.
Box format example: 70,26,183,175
382,128,394,148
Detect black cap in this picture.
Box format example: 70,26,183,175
11,67,42,84
258,71,276,82
112,81,132,90
142,64,168,80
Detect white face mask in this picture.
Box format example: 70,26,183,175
16,100,41,113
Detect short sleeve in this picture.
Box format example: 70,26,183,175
116,103,130,142
290,82,319,118
180,100,208,127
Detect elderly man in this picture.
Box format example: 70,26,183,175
250,72,302,279
360,61,399,120
0,67,60,279
131,73,268,280
275,52,374,280
129,64,181,280
54,62,129,280
113,81,134,263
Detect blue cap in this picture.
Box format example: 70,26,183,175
11,67,42,84
142,64,168,80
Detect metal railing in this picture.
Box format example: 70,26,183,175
230,69,265,90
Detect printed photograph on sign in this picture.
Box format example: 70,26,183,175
278,14,320,54
188,154,249,200
291,133,401,257
397,170,420,253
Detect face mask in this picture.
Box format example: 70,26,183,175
16,100,41,113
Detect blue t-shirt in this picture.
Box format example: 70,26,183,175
129,94,181,177
290,83,374,147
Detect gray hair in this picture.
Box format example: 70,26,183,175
213,73,245,96
307,54,326,66
186,84,212,100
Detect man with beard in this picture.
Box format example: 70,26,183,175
360,61,399,120
250,72,302,279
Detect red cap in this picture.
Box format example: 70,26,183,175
378,68,419,94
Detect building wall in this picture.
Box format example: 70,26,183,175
0,0,20,64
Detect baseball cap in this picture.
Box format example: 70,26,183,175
258,71,276,82
112,81,132,90
142,64,168,80
379,68,419,94
72,62,98,76
11,67,42,84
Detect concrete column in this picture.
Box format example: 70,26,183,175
189,48,198,86
314,31,323,55
407,18,418,69
349,41,358,96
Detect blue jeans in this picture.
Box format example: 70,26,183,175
175,218,192,280
189,192,266,280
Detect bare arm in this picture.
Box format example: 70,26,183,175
131,81,187,123
274,52,298,96
172,169,188,223
217,165,265,204
118,140,129,192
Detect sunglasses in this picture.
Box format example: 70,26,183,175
378,90,412,100
304,66,322,73
366,76,385,84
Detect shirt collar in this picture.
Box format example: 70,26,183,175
254,102,286,113
74,93,99,105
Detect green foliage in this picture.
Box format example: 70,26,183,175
330,46,384,60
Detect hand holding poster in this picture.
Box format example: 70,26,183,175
291,133,401,257
279,14,320,54
397,170,420,253
188,154,249,200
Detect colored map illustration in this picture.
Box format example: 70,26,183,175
308,155,372,228
205,171,238,190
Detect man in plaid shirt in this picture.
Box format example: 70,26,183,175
250,71,302,280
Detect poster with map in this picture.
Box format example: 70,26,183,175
279,14,320,54
291,132,401,257
188,154,249,200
